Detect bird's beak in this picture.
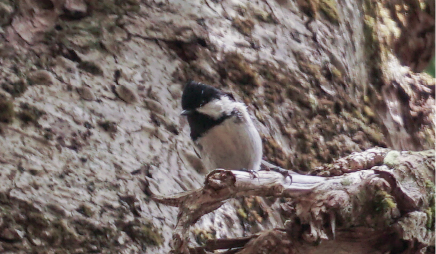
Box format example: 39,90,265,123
181,110,193,115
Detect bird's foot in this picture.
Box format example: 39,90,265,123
264,167,292,183
241,168,258,179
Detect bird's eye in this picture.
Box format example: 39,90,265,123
226,92,235,101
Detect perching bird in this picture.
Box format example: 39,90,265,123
181,81,263,172
180,81,328,195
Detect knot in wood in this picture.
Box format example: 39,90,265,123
205,169,236,190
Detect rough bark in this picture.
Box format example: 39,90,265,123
153,148,434,253
0,0,433,253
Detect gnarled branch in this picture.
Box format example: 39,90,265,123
152,148,435,254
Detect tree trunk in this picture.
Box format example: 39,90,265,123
0,0,433,253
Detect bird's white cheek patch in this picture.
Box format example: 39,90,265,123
197,97,239,119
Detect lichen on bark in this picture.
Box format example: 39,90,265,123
0,0,433,253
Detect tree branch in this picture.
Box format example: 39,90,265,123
152,148,434,253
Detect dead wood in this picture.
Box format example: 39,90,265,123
152,148,434,254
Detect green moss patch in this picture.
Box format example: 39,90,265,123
298,0,319,18
123,220,163,246
373,190,397,215
262,135,290,169
253,8,275,23
294,51,323,81
237,197,269,225
218,52,260,92
259,63,310,111
319,0,339,24
341,178,352,186
193,229,216,245
232,17,255,36
425,202,435,230
383,151,401,168
297,0,339,24
425,181,435,230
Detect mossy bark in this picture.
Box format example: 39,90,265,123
0,0,433,253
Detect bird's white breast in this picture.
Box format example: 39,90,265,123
196,114,262,171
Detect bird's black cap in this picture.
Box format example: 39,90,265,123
181,81,225,111
181,81,236,140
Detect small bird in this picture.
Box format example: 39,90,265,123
181,81,263,172
180,81,327,193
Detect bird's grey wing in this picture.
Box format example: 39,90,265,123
231,109,245,123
